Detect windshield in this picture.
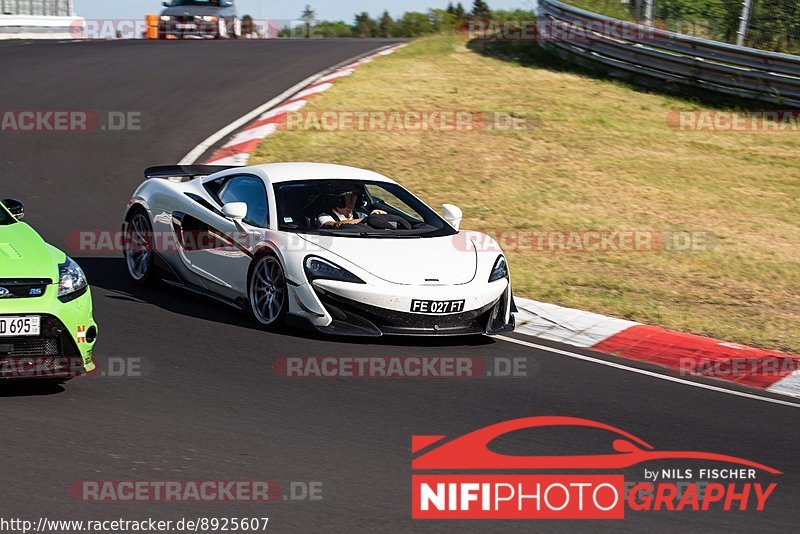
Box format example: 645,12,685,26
275,180,457,238
168,1,222,7
0,204,15,226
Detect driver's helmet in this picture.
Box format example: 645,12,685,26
325,183,363,210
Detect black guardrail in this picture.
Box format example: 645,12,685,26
537,0,800,106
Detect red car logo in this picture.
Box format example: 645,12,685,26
412,416,781,474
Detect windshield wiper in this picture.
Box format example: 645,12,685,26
357,232,421,238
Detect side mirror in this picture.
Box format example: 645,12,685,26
222,202,247,222
2,198,24,220
442,204,462,231
162,2,171,7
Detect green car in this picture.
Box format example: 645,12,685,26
0,198,97,380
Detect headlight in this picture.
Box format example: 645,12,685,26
160,15,172,21
58,257,88,301
305,256,365,284
489,256,509,282
202,16,219,22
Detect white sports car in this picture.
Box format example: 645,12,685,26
122,163,515,337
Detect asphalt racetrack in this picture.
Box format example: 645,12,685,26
0,39,798,533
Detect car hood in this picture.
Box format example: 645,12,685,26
299,234,477,285
162,6,226,17
0,222,61,281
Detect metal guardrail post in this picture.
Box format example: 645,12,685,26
736,0,753,47
644,0,653,27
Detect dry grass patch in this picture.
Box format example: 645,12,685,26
251,35,800,353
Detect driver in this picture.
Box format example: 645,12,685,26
317,187,385,229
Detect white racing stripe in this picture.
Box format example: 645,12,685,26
317,69,356,83
288,82,334,101
514,297,638,347
222,123,278,147
205,153,251,166
767,371,800,397
499,335,800,409
512,297,800,401
257,99,309,122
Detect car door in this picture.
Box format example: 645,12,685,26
174,174,270,299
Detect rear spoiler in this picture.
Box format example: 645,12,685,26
144,165,239,182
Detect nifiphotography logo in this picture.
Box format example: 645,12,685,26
411,417,780,520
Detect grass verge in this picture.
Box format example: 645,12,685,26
250,34,800,353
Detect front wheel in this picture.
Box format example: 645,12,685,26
248,254,287,328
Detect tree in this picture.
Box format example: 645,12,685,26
455,2,466,19
314,20,353,38
353,12,376,38
430,9,457,32
395,11,433,37
471,0,491,19
301,5,316,38
446,2,456,15
745,0,800,52
378,10,395,38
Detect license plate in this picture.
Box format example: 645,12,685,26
410,299,465,314
176,23,196,30
0,316,41,337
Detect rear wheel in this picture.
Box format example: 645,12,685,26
248,253,287,328
124,208,158,286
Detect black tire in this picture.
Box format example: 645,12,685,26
247,252,288,329
123,207,158,287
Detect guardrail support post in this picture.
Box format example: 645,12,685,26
736,0,753,46
644,0,654,27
